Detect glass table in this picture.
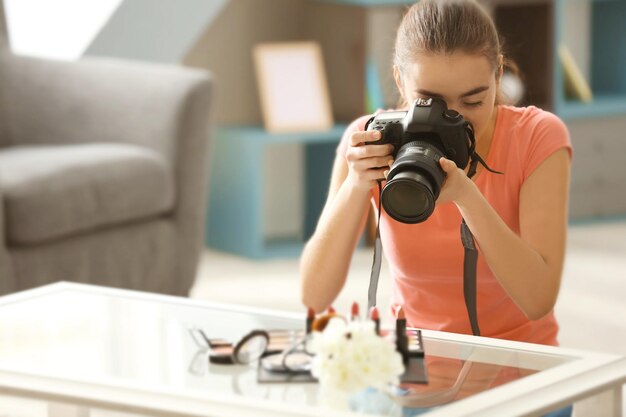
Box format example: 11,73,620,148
0,282,624,417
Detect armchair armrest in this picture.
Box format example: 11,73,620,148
0,53,212,163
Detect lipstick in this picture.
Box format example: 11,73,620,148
306,307,315,334
395,306,409,364
370,306,380,335
350,301,360,321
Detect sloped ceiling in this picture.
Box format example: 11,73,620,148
85,0,228,63
3,0,228,62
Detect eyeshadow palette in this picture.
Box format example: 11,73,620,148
406,328,425,358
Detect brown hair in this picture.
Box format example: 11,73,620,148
394,0,518,105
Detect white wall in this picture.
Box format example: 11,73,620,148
85,0,228,63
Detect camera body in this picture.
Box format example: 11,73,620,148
365,97,474,223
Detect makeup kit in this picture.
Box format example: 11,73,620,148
394,306,427,384
191,302,427,384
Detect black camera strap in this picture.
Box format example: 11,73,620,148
462,126,504,335
466,123,503,178
367,181,384,311
460,218,480,336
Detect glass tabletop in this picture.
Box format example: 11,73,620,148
0,283,617,417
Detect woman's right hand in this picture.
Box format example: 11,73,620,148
345,130,395,192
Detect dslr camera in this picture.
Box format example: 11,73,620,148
365,97,478,223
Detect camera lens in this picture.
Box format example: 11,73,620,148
383,172,434,220
381,140,446,223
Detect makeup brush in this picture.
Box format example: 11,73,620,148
306,307,315,334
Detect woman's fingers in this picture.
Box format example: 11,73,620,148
439,157,458,174
350,130,382,146
348,156,394,176
345,130,395,190
347,144,395,160
351,156,394,169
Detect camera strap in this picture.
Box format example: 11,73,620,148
462,124,503,335
462,149,500,337
460,218,480,336
367,181,384,311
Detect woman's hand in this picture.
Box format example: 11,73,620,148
345,130,395,192
436,157,476,206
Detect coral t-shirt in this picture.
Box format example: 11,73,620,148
337,105,572,345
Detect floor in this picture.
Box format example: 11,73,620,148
191,220,626,416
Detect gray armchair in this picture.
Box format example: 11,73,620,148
0,18,213,296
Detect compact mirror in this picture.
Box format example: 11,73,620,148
260,335,313,374
233,330,270,364
261,352,311,374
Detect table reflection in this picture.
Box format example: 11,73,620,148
395,354,536,413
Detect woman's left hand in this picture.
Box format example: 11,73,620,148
436,157,476,206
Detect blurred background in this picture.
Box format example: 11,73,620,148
1,0,625,360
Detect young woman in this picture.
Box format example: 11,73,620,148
300,0,572,347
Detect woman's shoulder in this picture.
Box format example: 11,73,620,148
496,105,571,178
497,105,567,134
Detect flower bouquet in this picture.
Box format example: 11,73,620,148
308,311,405,411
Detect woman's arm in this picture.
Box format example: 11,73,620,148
299,156,370,312
300,130,394,312
439,148,571,320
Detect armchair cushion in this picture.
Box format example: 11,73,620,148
0,143,174,245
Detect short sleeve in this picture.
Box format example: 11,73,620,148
336,114,376,159
522,111,573,180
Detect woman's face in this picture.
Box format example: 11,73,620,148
394,52,501,141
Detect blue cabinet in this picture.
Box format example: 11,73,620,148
206,125,347,258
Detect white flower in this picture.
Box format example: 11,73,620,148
309,318,405,395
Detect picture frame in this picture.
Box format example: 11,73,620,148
253,41,333,133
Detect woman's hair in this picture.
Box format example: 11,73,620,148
394,0,518,104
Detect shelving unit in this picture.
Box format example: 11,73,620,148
554,0,626,120
551,0,626,218
556,95,626,120
206,125,347,259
